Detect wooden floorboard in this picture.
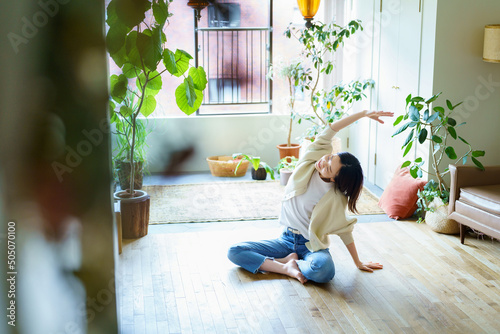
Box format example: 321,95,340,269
118,220,500,333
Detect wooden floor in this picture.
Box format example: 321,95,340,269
117,220,500,334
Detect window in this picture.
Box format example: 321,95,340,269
196,0,272,115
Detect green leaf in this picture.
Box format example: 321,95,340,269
411,96,425,103
426,112,439,123
392,122,411,137
110,45,127,68
402,129,415,148
110,74,128,103
458,136,469,145
122,63,141,78
114,0,150,30
418,128,428,144
447,126,457,139
445,146,457,160
393,115,404,126
415,157,423,163
183,76,196,107
409,105,420,121
431,135,442,143
401,160,411,168
406,94,412,105
146,71,162,90
175,83,203,115
425,93,441,104
152,0,168,26
403,141,413,157
163,49,177,75
140,95,156,117
447,117,457,126
471,157,485,170
136,31,162,71
472,150,485,157
433,106,444,114
125,31,141,68
120,105,133,117
188,66,208,91
106,24,128,54
109,100,116,114
173,49,193,77
423,109,429,122
409,165,418,178
446,99,453,110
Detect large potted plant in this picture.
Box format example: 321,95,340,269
107,0,207,238
268,59,308,160
392,92,485,233
285,20,374,147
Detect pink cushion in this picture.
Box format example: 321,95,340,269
378,167,427,220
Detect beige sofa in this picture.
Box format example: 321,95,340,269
448,164,500,244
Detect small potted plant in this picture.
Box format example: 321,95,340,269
392,92,485,233
232,153,275,181
275,156,299,186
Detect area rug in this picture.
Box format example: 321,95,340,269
144,181,385,224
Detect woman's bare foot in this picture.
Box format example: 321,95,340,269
283,259,307,284
275,253,298,264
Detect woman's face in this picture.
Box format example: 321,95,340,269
315,154,343,182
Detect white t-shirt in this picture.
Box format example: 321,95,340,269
279,170,333,238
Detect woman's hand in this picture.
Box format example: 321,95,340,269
364,110,394,124
357,261,383,272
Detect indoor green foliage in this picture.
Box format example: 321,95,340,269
106,0,207,194
232,154,276,180
285,20,373,139
393,92,485,208
275,156,299,174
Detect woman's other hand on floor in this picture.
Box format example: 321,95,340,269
357,261,383,272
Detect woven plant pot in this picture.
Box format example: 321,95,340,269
425,197,460,234
206,156,250,177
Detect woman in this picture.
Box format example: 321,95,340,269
227,110,393,283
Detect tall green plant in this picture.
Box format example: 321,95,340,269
285,20,373,139
106,0,207,195
268,59,308,147
393,92,485,206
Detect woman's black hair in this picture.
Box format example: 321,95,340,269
333,152,364,213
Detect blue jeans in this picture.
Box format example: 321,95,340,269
227,228,335,283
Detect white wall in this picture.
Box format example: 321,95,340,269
143,114,349,173
431,0,500,173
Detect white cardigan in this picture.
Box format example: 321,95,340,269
283,126,357,251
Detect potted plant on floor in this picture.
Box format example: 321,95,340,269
285,21,374,148
392,92,485,233
233,153,276,181
275,156,299,186
107,0,207,238
268,58,308,160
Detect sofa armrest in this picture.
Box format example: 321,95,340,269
448,164,500,214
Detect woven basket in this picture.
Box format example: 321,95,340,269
206,156,250,177
425,197,460,234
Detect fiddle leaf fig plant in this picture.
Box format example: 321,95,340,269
393,92,485,211
285,20,374,139
106,0,207,196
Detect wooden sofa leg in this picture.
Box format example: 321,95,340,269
460,224,466,244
